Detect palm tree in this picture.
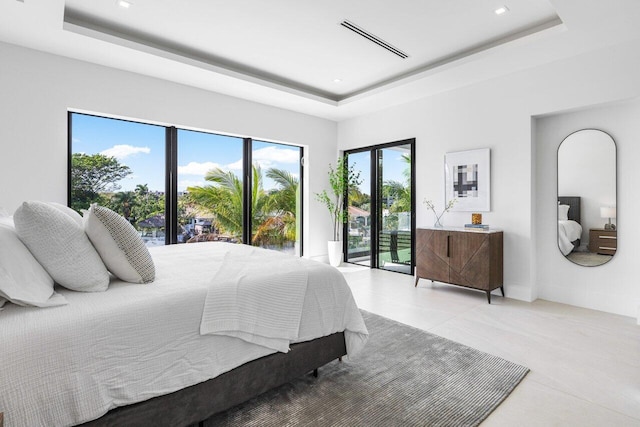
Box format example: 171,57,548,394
187,166,300,248
187,165,270,239
387,153,412,215
110,191,137,222
253,168,299,246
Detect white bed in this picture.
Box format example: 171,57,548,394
558,219,582,255
0,242,368,427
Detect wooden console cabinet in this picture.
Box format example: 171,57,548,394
588,228,617,255
415,227,504,303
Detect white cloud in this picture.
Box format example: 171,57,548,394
227,159,243,171
178,179,206,190
178,161,223,176
251,146,300,170
253,146,299,164
179,145,299,178
101,144,151,160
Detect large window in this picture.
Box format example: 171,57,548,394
69,113,166,245
69,113,303,254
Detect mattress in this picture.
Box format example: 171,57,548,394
0,242,368,427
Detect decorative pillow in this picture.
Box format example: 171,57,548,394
84,204,155,284
14,201,109,292
0,221,68,307
558,204,570,221
48,202,84,227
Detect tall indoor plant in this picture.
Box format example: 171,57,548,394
315,155,361,266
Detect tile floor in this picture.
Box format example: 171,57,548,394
338,264,640,426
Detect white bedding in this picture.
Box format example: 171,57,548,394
200,249,309,352
0,242,368,427
558,220,582,255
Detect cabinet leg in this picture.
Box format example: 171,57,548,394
486,291,491,304
415,276,419,287
500,286,505,297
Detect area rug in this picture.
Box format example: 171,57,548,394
204,311,529,426
566,251,612,266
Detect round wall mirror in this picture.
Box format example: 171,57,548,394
557,129,617,266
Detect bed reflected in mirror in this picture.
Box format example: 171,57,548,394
557,129,617,266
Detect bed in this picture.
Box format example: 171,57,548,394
0,240,368,426
558,196,582,256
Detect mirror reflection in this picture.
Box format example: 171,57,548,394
557,129,616,266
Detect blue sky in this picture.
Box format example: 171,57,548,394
72,114,301,192
348,147,411,197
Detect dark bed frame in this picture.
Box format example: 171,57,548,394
79,332,346,427
558,196,581,249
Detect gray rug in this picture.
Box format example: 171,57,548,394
566,251,612,266
204,311,529,426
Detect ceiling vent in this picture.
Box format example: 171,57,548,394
340,20,409,59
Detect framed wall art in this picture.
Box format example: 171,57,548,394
445,148,491,212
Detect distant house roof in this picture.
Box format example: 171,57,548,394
348,206,370,217
137,214,165,228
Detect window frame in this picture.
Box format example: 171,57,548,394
67,111,304,255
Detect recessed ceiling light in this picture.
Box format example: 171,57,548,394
333,79,343,83
495,6,509,15
117,0,132,8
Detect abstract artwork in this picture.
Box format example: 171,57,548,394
445,148,490,211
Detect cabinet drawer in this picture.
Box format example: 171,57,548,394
588,229,617,255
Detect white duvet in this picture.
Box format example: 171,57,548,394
0,243,368,427
558,220,582,255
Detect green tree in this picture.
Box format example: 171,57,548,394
187,165,270,238
70,153,132,212
187,166,300,248
109,191,136,222
386,153,411,215
253,168,299,246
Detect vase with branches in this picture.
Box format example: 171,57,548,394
423,199,456,228
315,156,362,241
315,156,362,266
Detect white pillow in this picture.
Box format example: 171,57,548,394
84,204,155,284
48,202,84,227
558,204,570,221
14,201,109,292
0,221,68,307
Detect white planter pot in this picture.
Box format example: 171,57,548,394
327,240,343,267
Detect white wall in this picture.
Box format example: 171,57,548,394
338,37,640,318
0,41,337,259
536,98,640,318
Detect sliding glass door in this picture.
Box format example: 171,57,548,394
345,139,415,274
346,151,372,266
377,144,413,273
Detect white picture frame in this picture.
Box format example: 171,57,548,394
445,148,491,212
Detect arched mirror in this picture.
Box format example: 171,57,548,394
557,129,617,266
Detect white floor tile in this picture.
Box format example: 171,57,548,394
342,267,640,426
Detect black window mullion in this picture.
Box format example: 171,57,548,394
243,138,252,245
67,112,73,207
299,147,304,257
166,127,178,245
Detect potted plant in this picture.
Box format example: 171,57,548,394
315,156,361,266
